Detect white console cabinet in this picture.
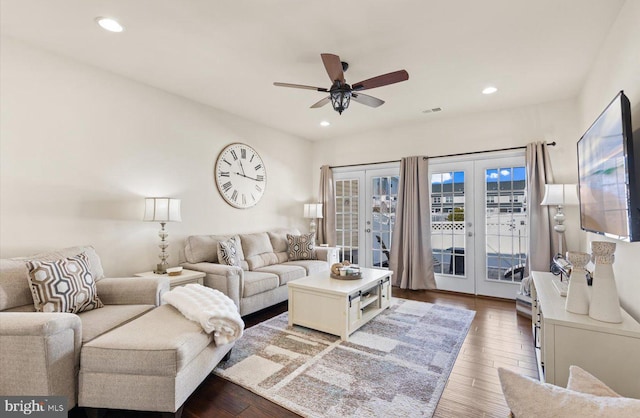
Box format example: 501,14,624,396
531,271,640,398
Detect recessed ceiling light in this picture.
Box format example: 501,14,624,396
482,86,498,95
320,121,330,127
95,17,124,33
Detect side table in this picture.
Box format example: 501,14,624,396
135,269,205,289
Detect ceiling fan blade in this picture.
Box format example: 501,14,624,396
321,53,345,84
310,96,331,108
352,70,409,91
351,93,385,108
274,82,328,92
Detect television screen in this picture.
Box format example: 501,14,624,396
577,91,639,242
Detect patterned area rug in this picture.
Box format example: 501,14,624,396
214,298,475,417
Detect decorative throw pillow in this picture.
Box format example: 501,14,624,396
498,367,640,418
287,233,316,261
26,252,103,313
217,237,241,267
566,365,621,397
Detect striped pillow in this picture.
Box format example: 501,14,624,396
26,252,103,313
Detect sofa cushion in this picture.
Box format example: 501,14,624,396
0,259,35,311
241,233,280,270
284,260,328,275
26,252,103,314
498,367,640,418
81,305,213,376
254,265,306,286
242,271,279,298
25,245,105,281
185,234,248,270
287,233,316,261
217,237,242,267
78,304,154,343
185,235,229,264
268,228,301,261
566,365,621,397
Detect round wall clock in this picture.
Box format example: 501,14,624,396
215,143,267,209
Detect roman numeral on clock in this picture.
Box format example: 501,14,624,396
255,185,262,192
231,190,238,201
256,174,264,182
255,164,262,171
219,171,230,177
230,150,238,160
241,148,246,159
223,181,232,192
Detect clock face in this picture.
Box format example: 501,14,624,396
215,143,267,209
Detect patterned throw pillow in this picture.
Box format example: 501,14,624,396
287,233,316,261
26,252,103,313
217,237,241,267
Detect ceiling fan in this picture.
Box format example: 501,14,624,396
274,53,409,115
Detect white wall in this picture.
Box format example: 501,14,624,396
0,37,314,276
578,0,640,320
312,98,583,250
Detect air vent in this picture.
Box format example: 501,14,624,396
422,107,442,114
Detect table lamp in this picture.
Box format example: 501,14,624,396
144,197,182,274
540,184,578,258
303,203,323,238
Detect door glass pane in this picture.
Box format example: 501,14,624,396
431,171,466,276
335,178,359,264
371,175,399,268
485,166,527,282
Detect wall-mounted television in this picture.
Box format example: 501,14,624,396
577,91,639,242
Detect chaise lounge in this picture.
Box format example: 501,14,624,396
0,245,236,417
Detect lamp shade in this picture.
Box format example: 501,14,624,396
144,198,182,222
541,184,578,206
303,203,323,219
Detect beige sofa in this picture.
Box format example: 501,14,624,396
182,228,331,316
0,245,234,417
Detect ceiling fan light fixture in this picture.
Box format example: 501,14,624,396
330,89,351,115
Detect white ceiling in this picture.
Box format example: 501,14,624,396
0,0,625,141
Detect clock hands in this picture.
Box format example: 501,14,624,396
234,172,262,181
238,160,247,176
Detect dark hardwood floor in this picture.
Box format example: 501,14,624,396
72,289,535,418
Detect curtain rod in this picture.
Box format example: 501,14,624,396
326,141,556,169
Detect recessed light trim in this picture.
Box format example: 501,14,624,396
482,86,498,95
96,17,124,33
320,121,330,127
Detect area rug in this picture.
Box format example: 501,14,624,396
214,298,475,418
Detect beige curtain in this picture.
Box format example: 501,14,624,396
317,165,336,246
389,156,436,289
525,141,562,275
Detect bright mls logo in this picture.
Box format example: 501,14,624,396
1,397,65,417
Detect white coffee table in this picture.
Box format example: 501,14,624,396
288,267,393,340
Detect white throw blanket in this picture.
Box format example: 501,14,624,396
162,284,244,345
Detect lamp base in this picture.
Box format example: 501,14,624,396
153,263,169,275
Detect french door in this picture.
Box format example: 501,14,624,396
333,165,400,269
430,153,528,299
